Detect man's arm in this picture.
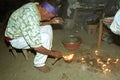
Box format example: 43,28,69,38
34,45,63,58
40,17,64,26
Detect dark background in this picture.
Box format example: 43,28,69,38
0,0,120,22
0,0,30,22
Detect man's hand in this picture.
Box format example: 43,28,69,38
51,50,63,58
50,17,64,24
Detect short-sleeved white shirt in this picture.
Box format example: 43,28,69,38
5,2,42,48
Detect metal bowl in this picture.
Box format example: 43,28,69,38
62,35,81,50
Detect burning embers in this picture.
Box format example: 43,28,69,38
75,50,120,75
63,53,75,62
52,50,119,75
52,53,75,65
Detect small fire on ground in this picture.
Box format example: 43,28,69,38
62,50,120,75
63,53,75,62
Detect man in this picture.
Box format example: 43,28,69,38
110,9,120,35
5,0,64,72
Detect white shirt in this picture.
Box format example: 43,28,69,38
5,2,42,48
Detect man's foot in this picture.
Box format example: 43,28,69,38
34,65,51,73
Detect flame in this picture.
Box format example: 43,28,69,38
81,57,85,63
103,68,111,74
95,50,99,56
114,59,119,64
63,54,74,61
107,58,111,64
97,58,103,64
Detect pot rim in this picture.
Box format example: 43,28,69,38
62,35,82,44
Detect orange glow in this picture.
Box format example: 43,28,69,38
63,54,75,62
95,50,99,56
81,57,85,63
114,58,119,64
107,58,111,64
97,58,103,64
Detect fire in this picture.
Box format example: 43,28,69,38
61,50,119,75
95,50,99,56
97,58,103,64
63,54,75,62
114,58,119,64
106,58,111,64
81,57,85,63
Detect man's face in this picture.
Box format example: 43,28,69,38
41,7,56,21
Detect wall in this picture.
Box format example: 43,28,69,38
0,0,29,22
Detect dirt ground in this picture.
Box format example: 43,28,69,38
0,26,120,80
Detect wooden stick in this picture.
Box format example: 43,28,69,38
97,13,105,49
52,58,59,65
97,19,103,49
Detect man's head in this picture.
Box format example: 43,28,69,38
41,1,61,16
37,0,61,21
35,0,61,15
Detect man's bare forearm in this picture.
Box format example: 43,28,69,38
34,46,54,56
